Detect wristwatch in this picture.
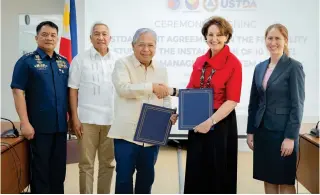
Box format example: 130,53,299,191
172,88,176,96
170,88,179,97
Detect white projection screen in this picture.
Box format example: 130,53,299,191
84,0,319,138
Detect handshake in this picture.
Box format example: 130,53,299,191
152,83,172,99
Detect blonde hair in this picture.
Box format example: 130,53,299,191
265,23,289,56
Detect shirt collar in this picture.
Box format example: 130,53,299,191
198,45,231,70
131,54,155,69
36,47,57,59
90,46,110,59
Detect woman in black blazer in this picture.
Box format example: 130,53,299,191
246,24,305,194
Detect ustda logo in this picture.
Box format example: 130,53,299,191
168,0,257,12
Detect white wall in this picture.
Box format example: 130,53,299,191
76,0,86,54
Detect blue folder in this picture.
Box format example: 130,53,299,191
178,88,214,130
134,103,176,145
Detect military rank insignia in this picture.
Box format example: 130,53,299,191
34,63,48,70
24,51,34,56
57,60,68,69
34,55,47,70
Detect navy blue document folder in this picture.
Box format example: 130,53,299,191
134,103,176,145
178,88,213,130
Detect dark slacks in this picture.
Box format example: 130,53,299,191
114,139,160,194
184,110,238,194
30,132,67,194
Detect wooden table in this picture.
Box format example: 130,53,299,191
1,136,30,194
297,133,319,194
1,120,79,195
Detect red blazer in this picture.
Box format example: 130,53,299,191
186,45,242,109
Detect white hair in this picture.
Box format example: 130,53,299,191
90,22,109,36
132,28,157,45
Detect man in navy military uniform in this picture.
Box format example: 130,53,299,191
11,21,69,194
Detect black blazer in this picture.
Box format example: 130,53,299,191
246,54,305,139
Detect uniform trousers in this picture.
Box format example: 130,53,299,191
30,132,67,194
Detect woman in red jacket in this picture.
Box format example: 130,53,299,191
184,16,242,194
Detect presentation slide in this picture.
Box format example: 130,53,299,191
85,0,319,136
